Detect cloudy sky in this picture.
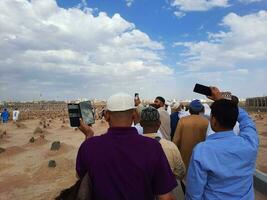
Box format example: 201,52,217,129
0,0,266,101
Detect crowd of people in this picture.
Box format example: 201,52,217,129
71,86,259,200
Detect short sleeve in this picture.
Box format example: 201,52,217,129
152,144,177,195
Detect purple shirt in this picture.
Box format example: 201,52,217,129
76,127,177,200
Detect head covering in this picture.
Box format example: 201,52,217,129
107,93,135,112
189,99,204,112
141,106,160,122
171,102,180,109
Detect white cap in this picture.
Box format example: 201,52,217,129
107,93,135,111
171,102,180,109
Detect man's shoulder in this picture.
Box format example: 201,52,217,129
80,134,108,147
160,139,179,151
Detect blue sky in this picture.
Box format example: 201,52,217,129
0,0,267,101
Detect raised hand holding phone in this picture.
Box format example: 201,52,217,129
207,87,224,101
78,118,94,140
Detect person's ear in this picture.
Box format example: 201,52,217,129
210,115,217,131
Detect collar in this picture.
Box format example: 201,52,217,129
143,133,157,138
207,130,235,140
158,107,165,111
107,127,138,136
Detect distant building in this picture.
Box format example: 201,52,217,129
246,96,267,112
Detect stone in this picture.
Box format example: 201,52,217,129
3,131,6,135
0,147,5,153
33,127,43,134
40,134,45,139
29,137,35,143
50,141,61,151
48,160,56,168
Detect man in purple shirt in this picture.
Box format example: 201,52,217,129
76,93,177,200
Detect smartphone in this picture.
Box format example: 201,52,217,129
68,103,81,127
134,93,139,100
221,92,232,100
193,84,212,96
67,101,95,127
79,101,95,125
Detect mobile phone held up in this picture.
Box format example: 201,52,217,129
67,101,95,127
193,83,212,96
134,93,139,100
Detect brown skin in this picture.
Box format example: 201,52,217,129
134,97,141,107
140,120,161,134
79,109,138,139
208,86,232,133
154,98,164,108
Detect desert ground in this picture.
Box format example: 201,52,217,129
0,109,266,200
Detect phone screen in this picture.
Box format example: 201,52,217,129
79,101,95,125
193,84,212,96
68,104,81,127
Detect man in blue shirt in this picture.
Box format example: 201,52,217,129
186,87,259,200
1,108,9,123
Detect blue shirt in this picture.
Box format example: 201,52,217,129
170,111,180,140
1,111,9,122
76,127,177,200
186,108,259,200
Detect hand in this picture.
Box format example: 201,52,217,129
207,87,223,101
78,118,94,140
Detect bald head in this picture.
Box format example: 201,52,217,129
105,109,137,127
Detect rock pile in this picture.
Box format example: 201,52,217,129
50,141,61,151
48,160,56,168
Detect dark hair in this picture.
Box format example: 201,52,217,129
155,96,165,104
210,99,238,129
231,95,239,105
189,108,200,115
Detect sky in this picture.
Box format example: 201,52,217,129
0,0,267,101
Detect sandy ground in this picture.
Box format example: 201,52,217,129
0,118,108,200
0,113,266,200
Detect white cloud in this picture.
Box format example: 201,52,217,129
174,10,267,71
0,0,174,100
239,0,263,4
126,0,134,7
171,0,230,11
174,11,186,18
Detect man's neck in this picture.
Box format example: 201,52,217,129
143,127,158,134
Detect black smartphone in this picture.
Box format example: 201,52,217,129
79,101,95,125
68,103,81,127
193,84,212,96
134,93,139,100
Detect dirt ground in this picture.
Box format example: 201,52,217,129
0,118,108,200
0,112,266,200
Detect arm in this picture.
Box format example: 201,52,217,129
152,144,177,197
157,193,176,200
78,119,94,140
237,108,259,149
186,148,207,200
172,120,182,149
172,145,186,180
